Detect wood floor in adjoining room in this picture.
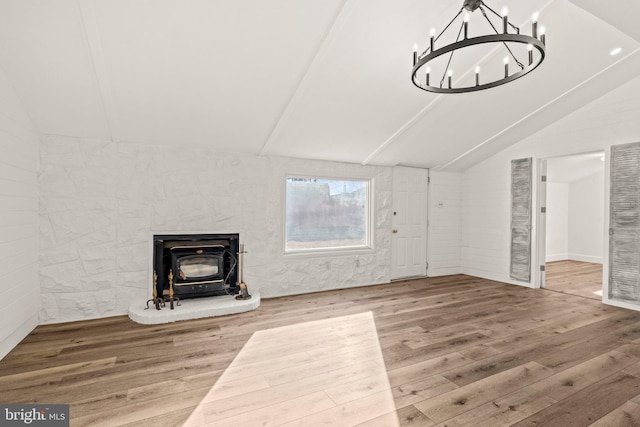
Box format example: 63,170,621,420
546,260,603,300
3,275,640,426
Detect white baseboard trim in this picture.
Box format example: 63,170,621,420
603,296,640,312
0,314,38,361
546,254,568,262
461,268,535,289
568,254,603,264
428,267,462,277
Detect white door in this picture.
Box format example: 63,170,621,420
391,166,428,280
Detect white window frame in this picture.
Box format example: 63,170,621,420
284,174,374,256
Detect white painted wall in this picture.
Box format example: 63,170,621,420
0,68,40,360
568,170,604,263
428,171,462,276
462,74,640,288
462,153,530,286
38,136,394,323
545,182,569,262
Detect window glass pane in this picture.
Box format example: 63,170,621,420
286,177,369,251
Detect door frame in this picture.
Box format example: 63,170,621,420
533,151,608,298
535,159,547,289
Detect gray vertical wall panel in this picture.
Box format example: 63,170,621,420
511,158,533,282
609,142,640,302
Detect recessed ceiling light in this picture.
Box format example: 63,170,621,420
610,47,622,56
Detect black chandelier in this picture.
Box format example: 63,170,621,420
412,0,546,94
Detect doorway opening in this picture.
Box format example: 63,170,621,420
540,152,605,300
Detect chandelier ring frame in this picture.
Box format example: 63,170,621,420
412,33,546,94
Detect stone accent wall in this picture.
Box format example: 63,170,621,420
39,136,392,323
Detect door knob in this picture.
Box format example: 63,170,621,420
392,229,398,234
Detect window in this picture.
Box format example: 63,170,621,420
285,176,371,253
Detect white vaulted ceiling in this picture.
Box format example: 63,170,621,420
0,0,637,171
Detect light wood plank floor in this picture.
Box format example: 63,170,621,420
3,275,640,426
546,260,603,300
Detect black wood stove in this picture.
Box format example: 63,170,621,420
153,233,239,300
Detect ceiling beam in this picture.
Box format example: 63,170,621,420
437,47,640,171
360,93,445,166
75,0,121,143
569,0,640,43
258,0,351,157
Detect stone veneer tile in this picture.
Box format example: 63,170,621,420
39,136,393,323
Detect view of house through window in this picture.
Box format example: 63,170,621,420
285,176,370,252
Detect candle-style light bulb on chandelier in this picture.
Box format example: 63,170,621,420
412,0,546,94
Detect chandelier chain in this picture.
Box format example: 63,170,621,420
480,1,520,34
440,21,465,88
421,7,464,57
479,6,525,70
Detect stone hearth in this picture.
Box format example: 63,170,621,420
128,291,260,325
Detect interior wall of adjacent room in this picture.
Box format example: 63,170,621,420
568,170,604,263
461,75,640,287
0,68,40,360
38,137,395,324
545,182,569,262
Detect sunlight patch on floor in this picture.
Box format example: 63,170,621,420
182,311,399,426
